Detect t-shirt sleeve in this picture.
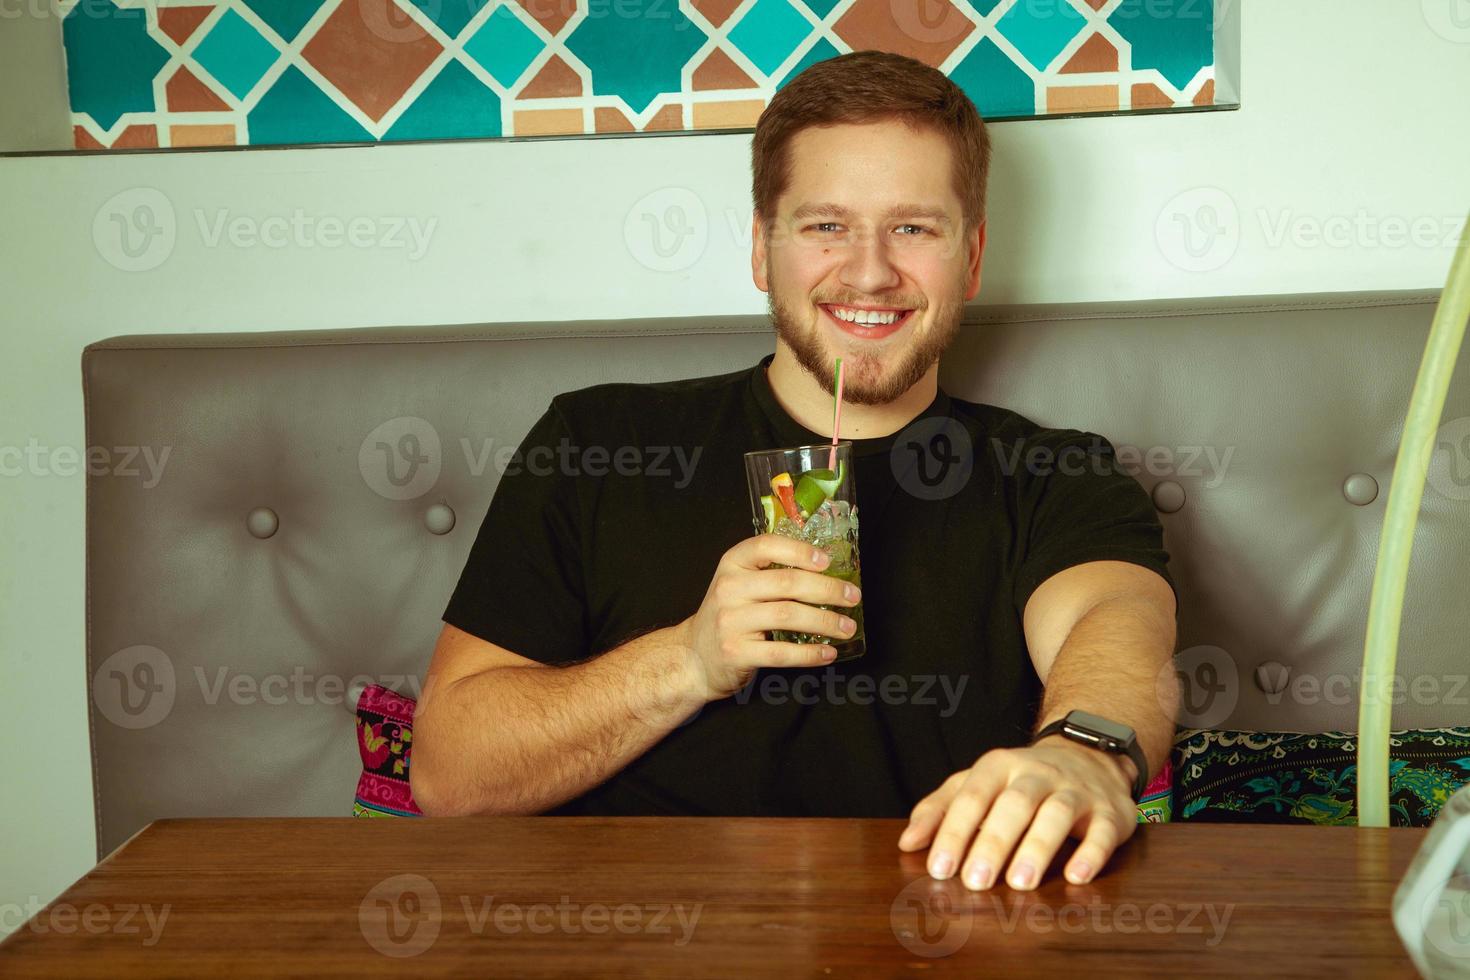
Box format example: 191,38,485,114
1010,428,1178,622
442,399,590,666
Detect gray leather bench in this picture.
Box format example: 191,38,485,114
81,288,1470,857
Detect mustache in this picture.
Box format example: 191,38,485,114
815,297,925,310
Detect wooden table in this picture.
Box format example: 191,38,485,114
0,817,1425,977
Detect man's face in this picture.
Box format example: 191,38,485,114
752,117,985,406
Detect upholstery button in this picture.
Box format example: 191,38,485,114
1151,480,1186,513
1255,660,1290,694
246,507,278,539
424,502,456,535
1343,473,1378,506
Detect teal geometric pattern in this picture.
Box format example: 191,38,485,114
948,36,1036,120
191,8,280,100
776,37,842,91
384,59,502,141
728,0,812,77
247,65,374,145
61,0,170,130
1109,0,1214,90
995,0,1087,71
405,0,491,39
462,5,546,88
241,0,327,41
61,0,1220,149
564,1,709,114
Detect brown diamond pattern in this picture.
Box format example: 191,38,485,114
301,0,444,122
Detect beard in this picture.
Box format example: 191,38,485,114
767,270,968,407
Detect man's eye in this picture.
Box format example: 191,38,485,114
808,222,841,233
896,224,931,235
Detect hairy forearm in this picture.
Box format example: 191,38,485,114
412,626,703,816
1033,595,1179,786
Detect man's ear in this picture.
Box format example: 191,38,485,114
751,214,769,293
964,218,986,301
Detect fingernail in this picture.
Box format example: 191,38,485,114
820,646,836,661
838,616,856,634
1068,863,1093,884
965,863,992,890
844,583,861,602
929,852,954,879
811,549,827,566
1009,862,1035,889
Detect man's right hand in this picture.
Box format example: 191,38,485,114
677,534,861,703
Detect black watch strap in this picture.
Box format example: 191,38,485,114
1033,716,1150,801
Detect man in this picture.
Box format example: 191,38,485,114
412,50,1180,894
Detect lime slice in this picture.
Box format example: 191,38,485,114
760,494,777,533
794,459,847,516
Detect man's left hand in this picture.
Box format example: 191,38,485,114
896,736,1138,890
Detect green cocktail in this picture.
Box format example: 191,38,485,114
743,441,865,662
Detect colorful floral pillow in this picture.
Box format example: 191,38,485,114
353,684,423,818
1172,727,1470,826
1136,762,1174,823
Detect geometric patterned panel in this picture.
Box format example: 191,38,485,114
63,0,1219,150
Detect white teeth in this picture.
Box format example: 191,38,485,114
829,306,902,325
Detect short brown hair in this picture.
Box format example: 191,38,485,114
751,51,991,237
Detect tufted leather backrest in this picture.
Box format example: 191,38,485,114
82,289,1470,857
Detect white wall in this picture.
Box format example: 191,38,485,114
2,0,1468,938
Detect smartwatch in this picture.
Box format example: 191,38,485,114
1032,710,1150,801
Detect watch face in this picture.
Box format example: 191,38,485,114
1065,710,1135,745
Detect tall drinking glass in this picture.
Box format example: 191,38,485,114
743,441,864,662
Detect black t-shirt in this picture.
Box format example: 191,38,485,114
442,353,1176,817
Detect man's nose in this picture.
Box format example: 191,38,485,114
839,233,901,297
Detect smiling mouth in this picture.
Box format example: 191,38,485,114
818,303,916,338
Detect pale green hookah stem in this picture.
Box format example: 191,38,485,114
1357,219,1470,826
